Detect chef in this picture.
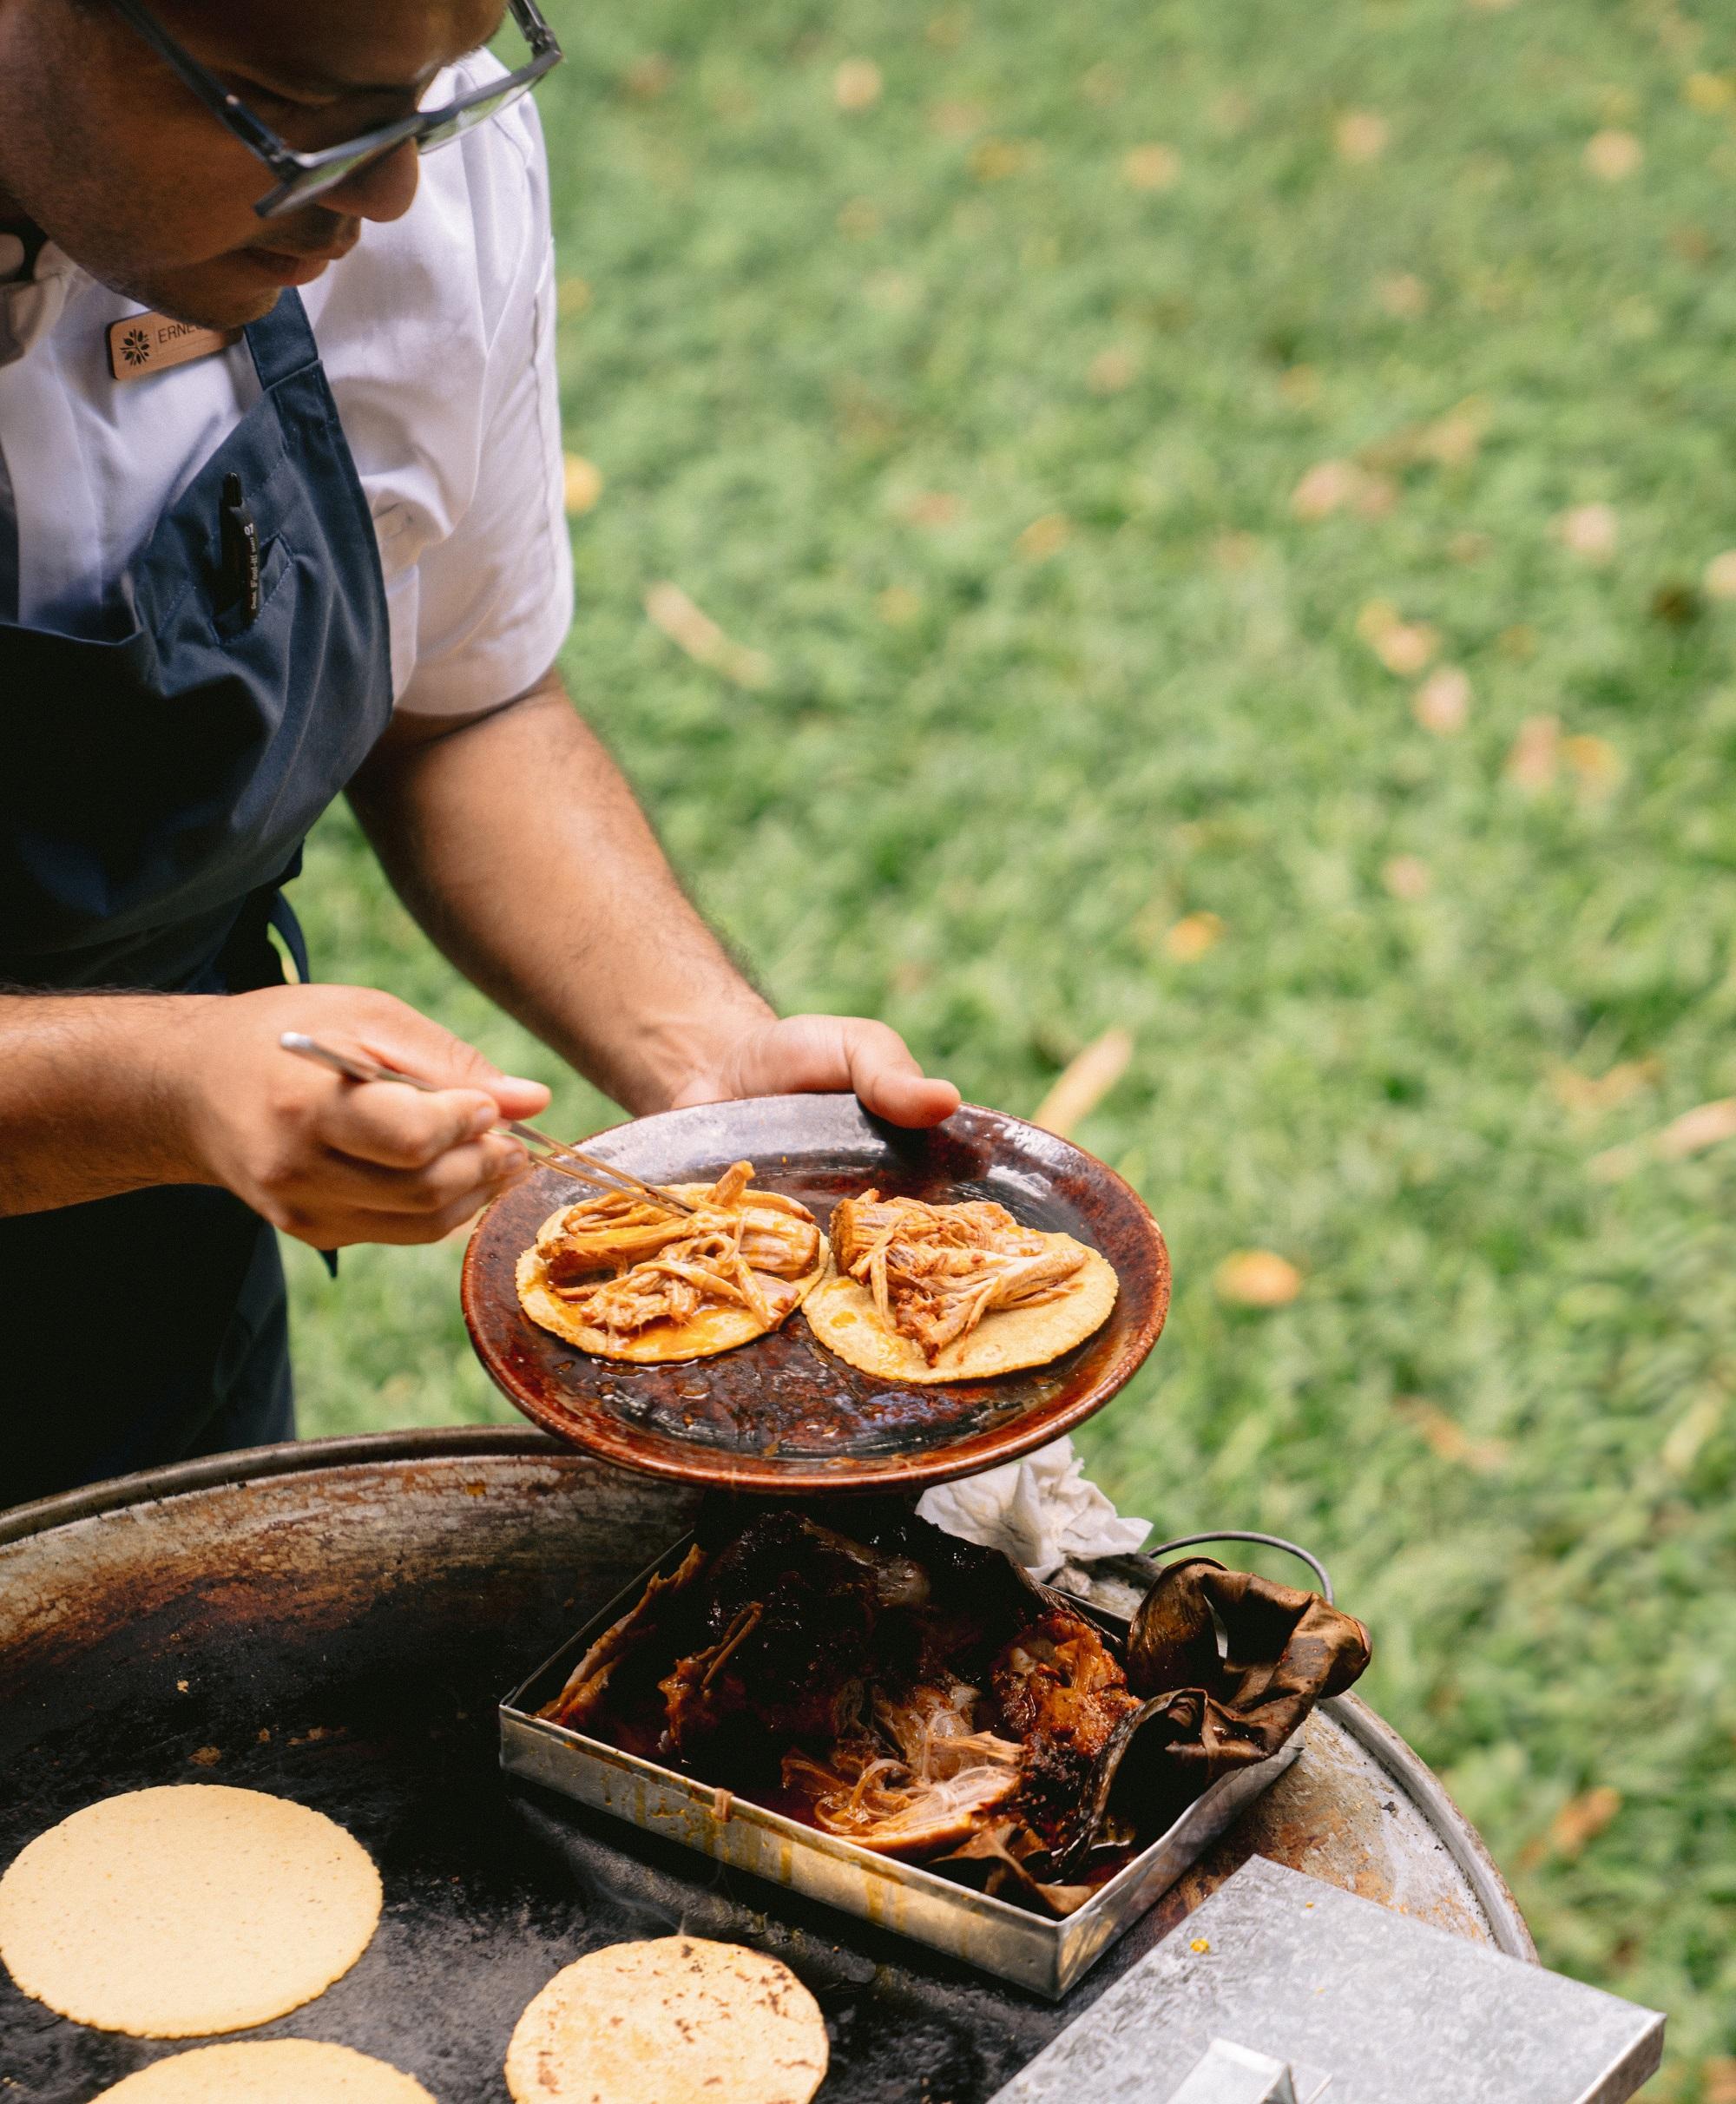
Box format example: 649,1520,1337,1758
0,0,959,1506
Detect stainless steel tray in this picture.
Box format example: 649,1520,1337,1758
500,1537,1301,2000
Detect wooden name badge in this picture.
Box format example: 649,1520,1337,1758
108,310,241,382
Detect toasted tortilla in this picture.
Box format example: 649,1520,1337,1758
504,1936,828,2104
516,1182,828,1364
0,1785,381,2038
804,1233,1118,1383
94,2042,434,2101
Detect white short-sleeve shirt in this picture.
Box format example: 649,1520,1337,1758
0,57,573,717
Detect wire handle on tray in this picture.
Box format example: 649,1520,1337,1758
1146,1529,1335,1605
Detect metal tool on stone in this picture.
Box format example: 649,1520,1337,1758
989,1855,1664,2104
279,1031,696,1213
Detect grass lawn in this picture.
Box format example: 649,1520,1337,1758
287,0,1736,2087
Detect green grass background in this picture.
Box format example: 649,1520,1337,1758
287,0,1736,2088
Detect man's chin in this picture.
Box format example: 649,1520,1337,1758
115,260,286,332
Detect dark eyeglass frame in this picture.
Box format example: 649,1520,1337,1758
106,0,564,220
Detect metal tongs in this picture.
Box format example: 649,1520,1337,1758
279,1033,696,1216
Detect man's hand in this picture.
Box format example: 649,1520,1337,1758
176,984,549,1248
667,1014,961,1128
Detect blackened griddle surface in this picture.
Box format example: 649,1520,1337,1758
0,1446,1169,2104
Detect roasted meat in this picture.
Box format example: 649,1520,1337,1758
546,1509,1371,1920
538,1161,820,1345
778,1672,1025,1856
658,1515,930,1773
827,1190,1086,1363
988,1607,1146,1864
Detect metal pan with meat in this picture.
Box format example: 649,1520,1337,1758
501,1503,1371,1996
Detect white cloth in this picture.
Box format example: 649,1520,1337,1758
0,56,571,715
916,1437,1151,1582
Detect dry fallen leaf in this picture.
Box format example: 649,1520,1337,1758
1545,1785,1622,1860
1215,1251,1303,1308
1376,622,1439,676
1016,512,1072,562
1656,1099,1736,1159
901,490,960,528
834,58,884,111
1703,2060,1736,2104
1590,1097,1736,1181
1377,273,1430,319
929,99,986,140
1556,502,1620,562
1505,715,1560,794
623,53,674,99
1213,531,1262,571
1661,1393,1723,1477
1549,1058,1660,1119
1088,345,1139,393
1413,665,1471,735
1164,911,1225,962
1032,1028,1135,1138
1396,1397,1509,1473
643,582,773,689
1291,460,1359,520
1703,549,1736,599
1335,111,1391,162
562,454,603,516
1585,128,1643,181
1684,72,1736,113
1382,855,1431,901
971,136,1038,181
1122,142,1182,190
1561,733,1625,805
1291,459,1394,520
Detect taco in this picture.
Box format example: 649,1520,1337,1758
516,1161,827,1364
805,1190,1117,1383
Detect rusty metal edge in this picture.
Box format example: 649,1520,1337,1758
0,1426,563,1548
1323,1692,1536,1963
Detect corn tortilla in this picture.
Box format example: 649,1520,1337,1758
805,1233,1118,1382
504,1936,829,2104
93,2042,435,2101
516,1184,828,1362
0,1785,382,2038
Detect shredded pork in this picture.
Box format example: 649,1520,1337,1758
540,1161,820,1344
828,1190,1086,1363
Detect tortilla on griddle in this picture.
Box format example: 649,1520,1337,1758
516,1167,827,1364
0,1785,381,2038
504,1936,828,2104
93,2042,434,2101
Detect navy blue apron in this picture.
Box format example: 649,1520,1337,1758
0,289,392,1506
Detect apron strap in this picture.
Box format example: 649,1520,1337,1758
242,286,323,393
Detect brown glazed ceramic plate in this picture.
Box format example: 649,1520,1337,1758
461,1095,1168,1493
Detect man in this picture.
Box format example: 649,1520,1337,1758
0,0,958,1505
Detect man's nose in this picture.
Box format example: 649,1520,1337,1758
322,138,421,225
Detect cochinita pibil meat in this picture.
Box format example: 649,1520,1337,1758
538,1503,1371,1918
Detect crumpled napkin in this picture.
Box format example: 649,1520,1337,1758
915,1437,1150,1581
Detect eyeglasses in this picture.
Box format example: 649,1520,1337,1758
107,0,564,220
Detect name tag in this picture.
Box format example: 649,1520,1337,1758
108,311,240,383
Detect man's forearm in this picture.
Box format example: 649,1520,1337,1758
348,674,775,1114
0,994,202,1215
